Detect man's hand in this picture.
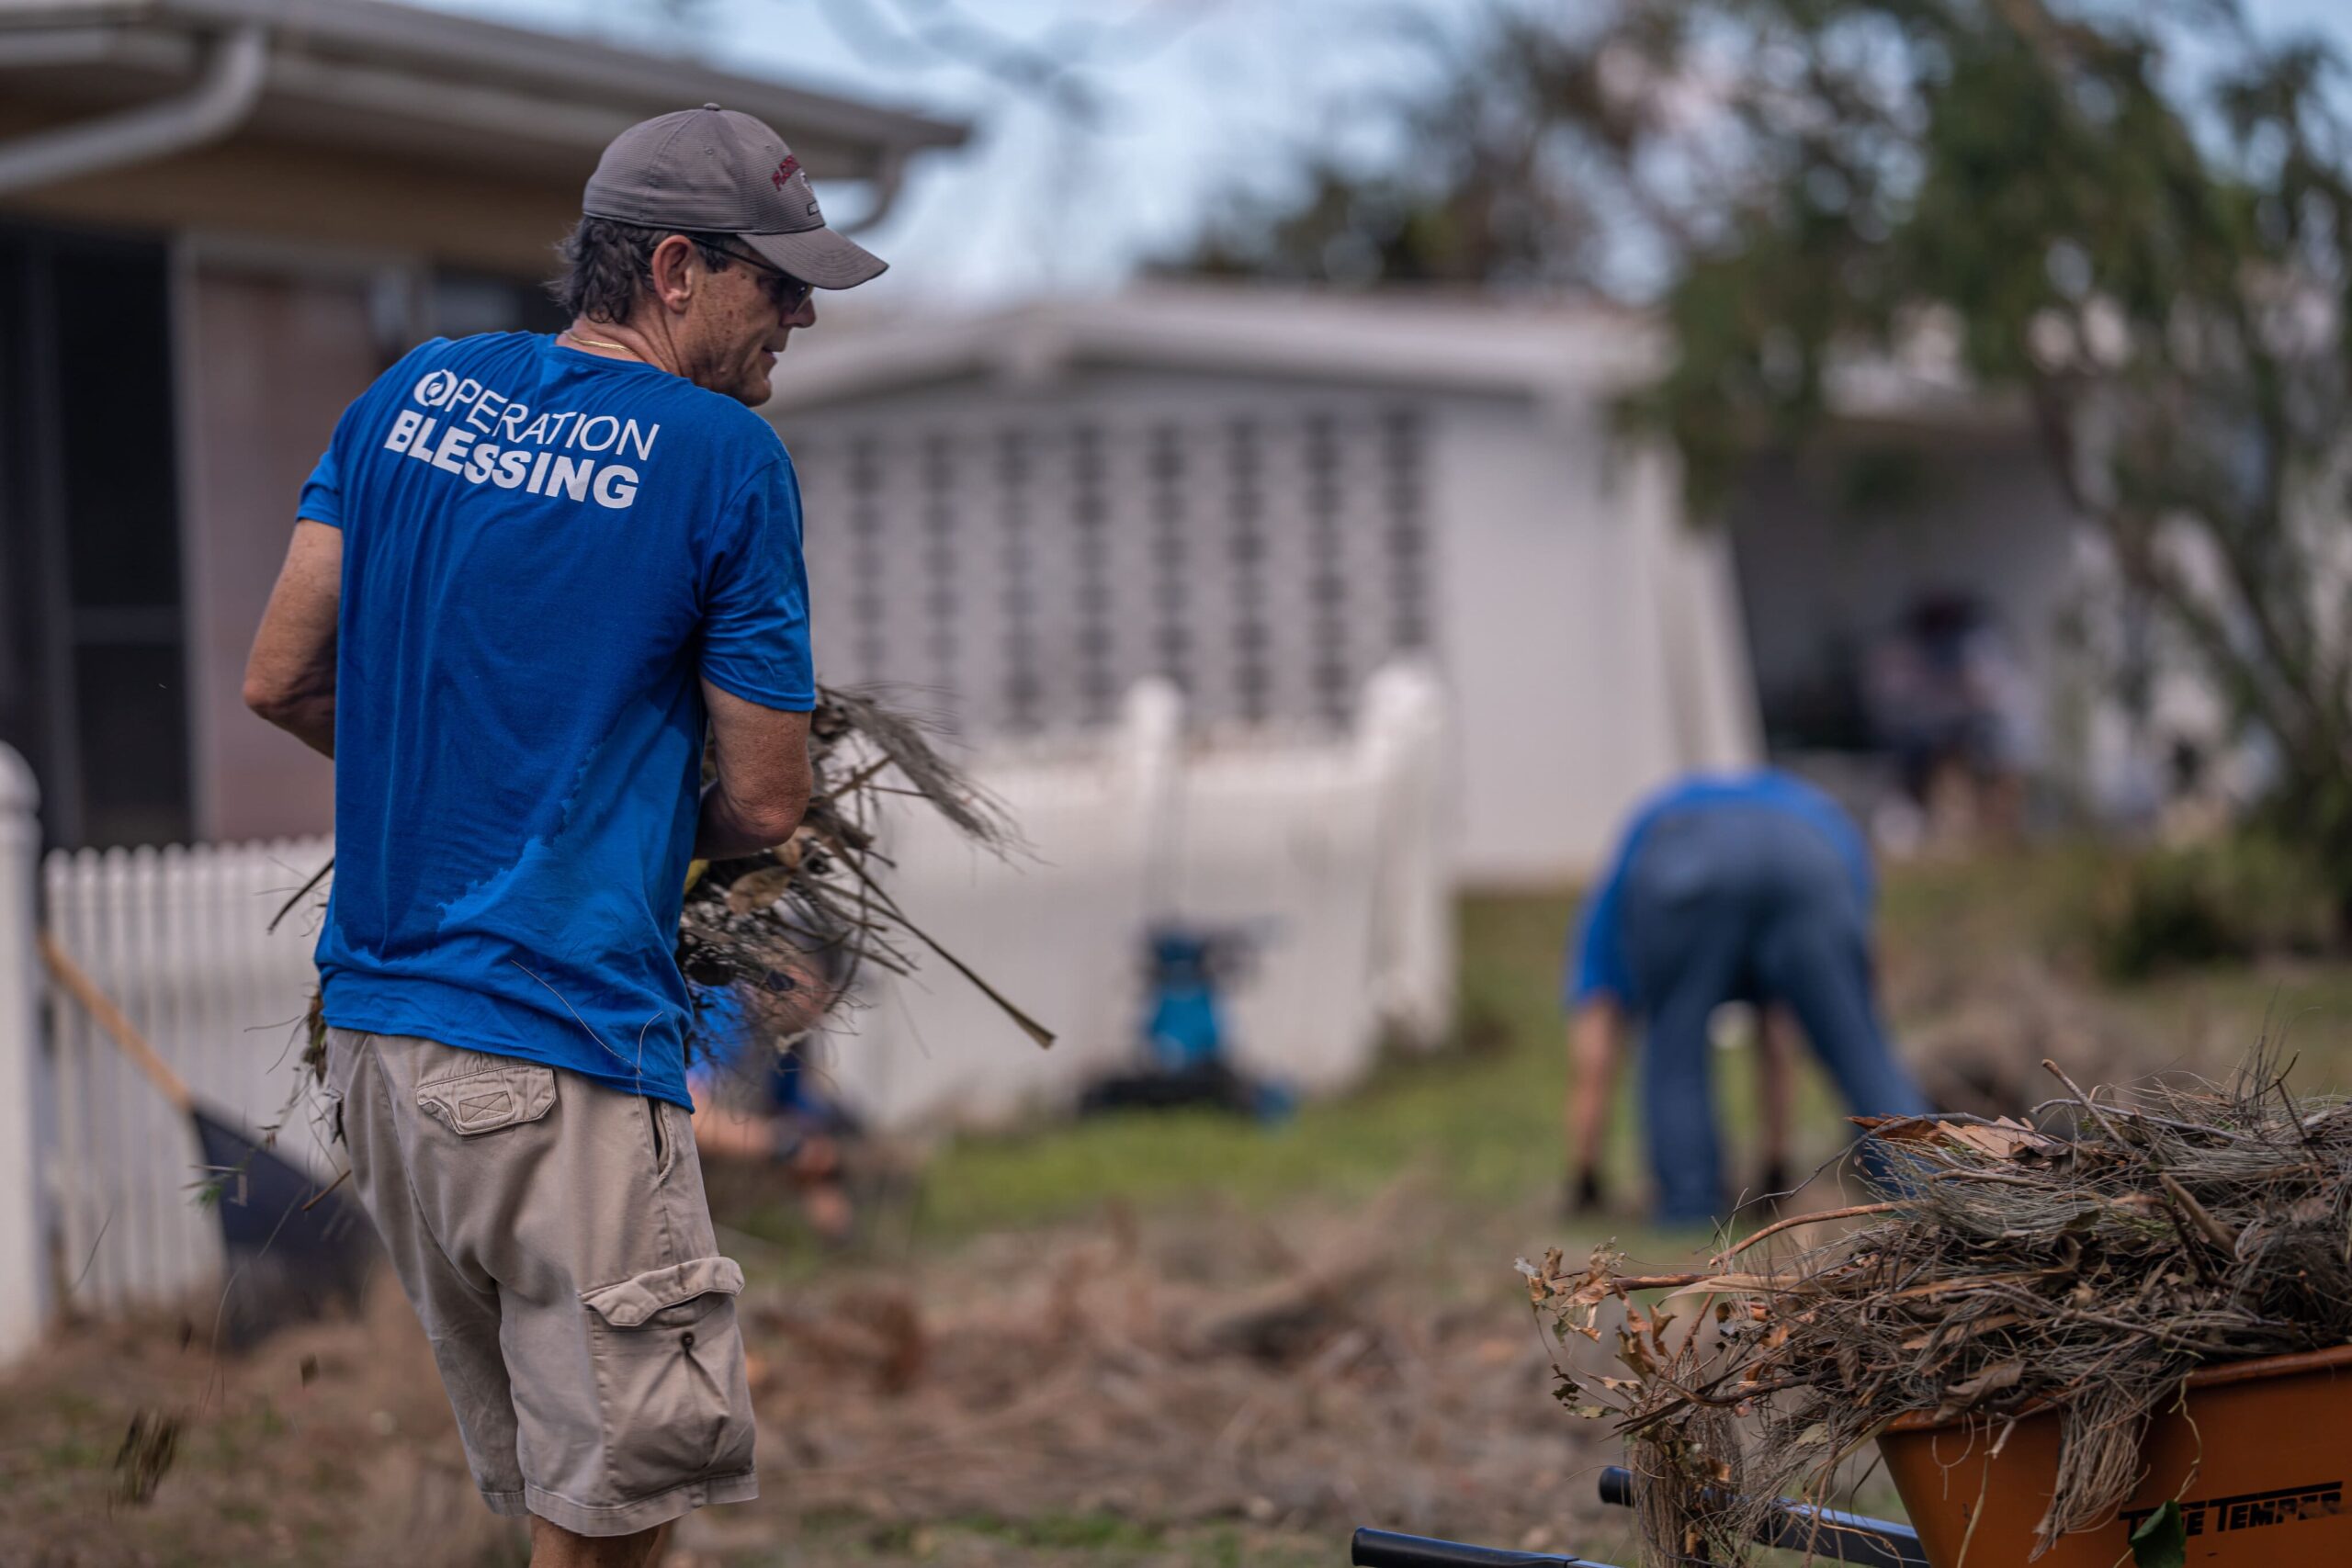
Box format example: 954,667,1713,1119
244,521,343,759
696,682,812,860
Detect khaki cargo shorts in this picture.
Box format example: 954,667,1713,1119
323,1028,757,1536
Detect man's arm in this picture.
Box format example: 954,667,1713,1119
243,521,343,759
1566,998,1627,1188
696,681,813,860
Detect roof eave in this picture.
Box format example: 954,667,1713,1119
0,0,968,174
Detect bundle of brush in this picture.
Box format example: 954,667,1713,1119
288,684,1050,1081
1525,1054,2352,1563
676,685,1050,1055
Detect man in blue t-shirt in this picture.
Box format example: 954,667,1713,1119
243,106,884,1563
1564,771,1930,1226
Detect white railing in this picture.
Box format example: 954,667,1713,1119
0,666,1452,1336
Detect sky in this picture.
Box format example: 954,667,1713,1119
420,0,2352,310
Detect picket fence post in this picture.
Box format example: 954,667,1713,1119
0,745,47,1360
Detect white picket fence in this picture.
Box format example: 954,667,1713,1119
0,665,1452,1348
40,837,338,1326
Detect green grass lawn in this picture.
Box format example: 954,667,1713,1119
891,849,2352,1243
1877,845,2352,1081
897,891,1795,1247
907,894,1574,1238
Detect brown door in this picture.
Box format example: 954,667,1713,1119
176,252,390,843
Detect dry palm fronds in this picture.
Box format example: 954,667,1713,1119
1527,1052,2352,1563
110,1407,183,1505
677,684,1053,1054
285,682,1050,1081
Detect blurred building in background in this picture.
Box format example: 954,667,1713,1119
0,0,962,850
772,282,2163,875
767,284,1763,885
1727,342,2159,841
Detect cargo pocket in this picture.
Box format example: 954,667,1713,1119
579,1257,755,1494
415,1064,557,1136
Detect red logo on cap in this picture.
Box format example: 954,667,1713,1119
770,154,801,191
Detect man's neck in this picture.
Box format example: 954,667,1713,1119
561,316,687,380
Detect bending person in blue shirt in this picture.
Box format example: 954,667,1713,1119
1565,770,1930,1226
688,959,859,1246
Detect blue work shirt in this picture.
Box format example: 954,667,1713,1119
299,333,815,1109
1566,771,1872,1010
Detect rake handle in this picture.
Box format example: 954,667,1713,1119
38,931,195,1115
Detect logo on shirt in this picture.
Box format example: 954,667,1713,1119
383,367,661,511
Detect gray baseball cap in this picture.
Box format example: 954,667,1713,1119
582,104,887,289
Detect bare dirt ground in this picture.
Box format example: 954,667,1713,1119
0,1180,1636,1568
8,868,2313,1568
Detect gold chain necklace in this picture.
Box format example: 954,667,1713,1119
562,330,636,355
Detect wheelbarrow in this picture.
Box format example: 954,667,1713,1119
1351,1467,1924,1567
1352,1342,2352,1566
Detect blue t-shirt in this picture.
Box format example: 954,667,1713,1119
299,333,815,1108
1566,770,1872,1009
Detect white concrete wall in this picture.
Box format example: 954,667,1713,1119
1430,398,1761,885
827,667,1452,1130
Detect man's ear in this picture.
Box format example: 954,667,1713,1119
647,233,702,313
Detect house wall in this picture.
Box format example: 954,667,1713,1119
775,364,1763,889
1430,396,1759,885
175,249,389,841
781,371,1442,739
0,98,587,846
0,104,579,278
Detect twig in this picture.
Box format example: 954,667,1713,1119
825,832,1056,1049
1714,1202,1901,1262
266,858,334,934
299,1168,351,1213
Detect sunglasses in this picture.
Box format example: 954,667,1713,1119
713,245,814,314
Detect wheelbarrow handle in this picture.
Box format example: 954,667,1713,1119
1596,1466,1928,1568
1349,1527,1615,1568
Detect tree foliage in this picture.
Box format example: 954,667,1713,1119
1185,0,2352,896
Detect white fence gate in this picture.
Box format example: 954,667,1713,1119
0,666,1452,1347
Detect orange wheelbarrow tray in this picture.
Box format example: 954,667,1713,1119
1882,1341,2352,1566
1351,1344,2352,1567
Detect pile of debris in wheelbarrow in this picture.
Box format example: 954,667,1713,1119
1525,1055,2352,1566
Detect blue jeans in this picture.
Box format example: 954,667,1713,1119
1620,805,1928,1225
